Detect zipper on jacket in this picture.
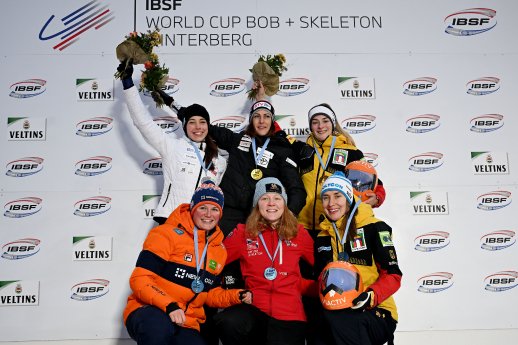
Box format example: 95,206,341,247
311,145,325,231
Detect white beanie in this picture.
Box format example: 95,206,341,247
320,171,354,205
253,177,288,207
308,104,337,129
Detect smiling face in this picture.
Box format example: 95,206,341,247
310,114,334,142
192,203,221,231
321,190,350,222
257,192,285,226
185,115,208,142
251,109,273,137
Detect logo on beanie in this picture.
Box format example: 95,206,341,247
445,8,496,36
210,78,245,97
265,183,282,194
470,114,504,133
251,101,274,114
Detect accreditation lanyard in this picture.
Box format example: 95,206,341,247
189,141,213,175
251,137,271,167
313,136,337,172
331,199,361,261
193,226,210,278
258,232,282,266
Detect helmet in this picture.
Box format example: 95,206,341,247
344,161,378,202
318,260,364,310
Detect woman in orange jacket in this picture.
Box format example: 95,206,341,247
123,180,252,345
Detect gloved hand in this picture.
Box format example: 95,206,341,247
239,289,253,304
151,89,174,108
351,291,374,311
117,59,134,89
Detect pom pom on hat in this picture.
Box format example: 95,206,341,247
252,177,287,208
190,179,224,215
320,171,354,205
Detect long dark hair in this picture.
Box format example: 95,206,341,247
204,135,218,170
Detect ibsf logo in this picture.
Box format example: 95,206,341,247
445,8,497,36
477,191,511,210
71,279,110,301
403,77,437,96
484,271,518,292
39,0,115,51
4,197,42,218
341,115,376,134
75,156,112,176
2,238,41,260
211,116,245,131
76,117,113,137
74,196,111,217
414,231,450,252
480,230,516,251
154,116,181,134
210,78,245,97
143,157,163,176
406,114,440,134
6,157,44,177
417,272,454,293
466,77,500,96
144,77,180,97
470,114,503,133
408,152,444,172
362,153,379,168
9,79,47,99
277,78,310,97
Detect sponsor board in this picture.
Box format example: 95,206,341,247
480,230,515,251
4,197,42,218
76,117,113,137
410,191,449,215
0,280,39,306
7,117,47,141
445,8,497,36
403,77,437,96
471,151,509,175
5,157,44,177
73,236,112,261
9,79,46,99
414,231,450,252
338,77,375,99
70,279,109,301
417,272,454,293
1,238,41,260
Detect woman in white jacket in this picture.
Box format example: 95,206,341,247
119,61,227,225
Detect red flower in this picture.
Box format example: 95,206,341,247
144,61,154,70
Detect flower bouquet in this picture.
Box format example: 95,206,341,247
247,54,287,100
114,28,170,107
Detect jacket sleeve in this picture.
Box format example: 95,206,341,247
222,226,243,264
208,124,239,151
128,227,184,312
298,225,315,267
205,287,242,308
123,86,173,157
373,181,386,208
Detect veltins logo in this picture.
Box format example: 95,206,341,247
39,0,114,51
154,116,182,134
210,78,245,97
76,79,113,101
481,230,516,251
73,236,112,261
410,191,449,215
9,79,47,99
76,117,113,137
406,114,440,134
484,271,518,292
477,191,511,211
211,116,246,132
466,77,500,96
337,77,375,99
414,231,450,252
144,77,180,97
0,280,39,306
418,272,454,293
4,197,42,218
470,114,503,133
7,117,47,141
6,157,44,177
445,8,497,36
408,152,444,172
471,151,509,175
2,238,41,260
143,157,163,176
75,156,112,176
71,279,110,301
341,115,376,134
275,115,311,141
362,153,379,168
74,196,111,217
143,195,160,219
403,77,437,96
277,78,310,97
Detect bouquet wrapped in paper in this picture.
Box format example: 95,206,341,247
247,54,287,100
114,28,170,107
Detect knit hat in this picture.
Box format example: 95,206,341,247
252,177,287,208
178,104,210,132
320,171,354,205
250,100,275,121
190,180,224,215
308,104,337,130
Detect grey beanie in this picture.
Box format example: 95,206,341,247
253,177,288,208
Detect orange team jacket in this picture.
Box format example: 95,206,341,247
123,203,242,331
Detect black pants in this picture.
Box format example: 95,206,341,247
214,304,306,345
317,307,397,345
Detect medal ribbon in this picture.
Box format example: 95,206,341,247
193,226,210,278
258,232,282,266
331,199,361,261
251,137,271,168
313,136,337,173
189,141,213,176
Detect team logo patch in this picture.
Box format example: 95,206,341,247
379,231,393,247
332,149,348,166
174,229,184,235
209,259,217,270
184,253,192,262
350,228,367,252
246,239,259,250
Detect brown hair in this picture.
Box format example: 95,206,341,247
203,135,218,169
245,205,299,240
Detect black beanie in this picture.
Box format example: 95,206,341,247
178,104,210,131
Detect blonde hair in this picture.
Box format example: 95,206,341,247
245,205,299,240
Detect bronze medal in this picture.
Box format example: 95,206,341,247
251,168,263,180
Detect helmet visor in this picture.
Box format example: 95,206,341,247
321,267,360,293
345,169,376,192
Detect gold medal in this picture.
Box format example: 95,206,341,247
251,168,263,180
